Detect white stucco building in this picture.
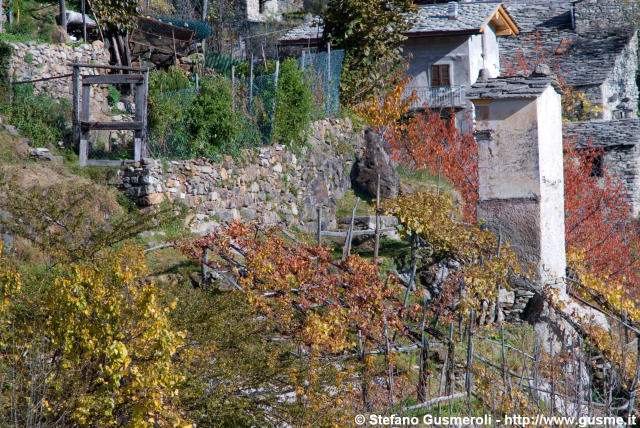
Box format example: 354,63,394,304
468,68,566,290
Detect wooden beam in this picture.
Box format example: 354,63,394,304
82,74,144,84
68,62,149,72
80,121,144,130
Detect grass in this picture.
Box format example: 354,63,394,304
335,188,376,218
397,165,456,194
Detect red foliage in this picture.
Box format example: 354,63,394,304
563,137,640,288
387,109,479,221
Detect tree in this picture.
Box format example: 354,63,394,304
323,0,416,106
0,250,188,427
273,57,313,151
187,76,239,155
59,0,67,31
92,0,139,33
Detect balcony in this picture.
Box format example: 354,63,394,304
403,85,467,109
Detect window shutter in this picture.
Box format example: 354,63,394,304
431,65,440,87
431,64,451,87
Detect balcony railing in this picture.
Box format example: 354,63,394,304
403,85,466,109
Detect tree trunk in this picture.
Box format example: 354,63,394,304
201,0,208,21
59,0,67,31
0,0,3,33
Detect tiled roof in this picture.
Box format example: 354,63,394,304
279,16,323,45
467,74,559,99
406,2,502,35
564,119,640,148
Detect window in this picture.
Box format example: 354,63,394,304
259,0,265,13
590,152,604,178
431,64,451,87
476,105,490,121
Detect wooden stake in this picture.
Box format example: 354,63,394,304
374,173,381,264
316,206,322,247
231,65,235,111
342,197,359,260
418,283,430,402
81,0,86,42
465,309,475,416
249,54,254,103
402,263,417,308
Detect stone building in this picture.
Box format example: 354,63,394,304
279,2,520,128
498,0,639,120
564,119,640,215
468,69,566,290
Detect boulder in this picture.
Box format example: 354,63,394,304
350,129,399,199
50,26,71,44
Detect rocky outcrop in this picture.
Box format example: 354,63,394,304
118,118,364,233
350,129,399,199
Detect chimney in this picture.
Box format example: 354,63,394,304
448,2,459,20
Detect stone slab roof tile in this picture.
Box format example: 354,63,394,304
564,119,640,148
406,2,501,35
499,29,634,87
279,16,323,44
499,0,572,32
467,75,557,99
280,2,507,43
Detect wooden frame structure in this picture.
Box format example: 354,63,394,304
71,63,149,167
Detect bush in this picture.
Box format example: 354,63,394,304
187,76,239,156
148,66,191,95
0,41,13,85
273,57,313,151
0,84,71,147
148,67,194,157
107,84,120,106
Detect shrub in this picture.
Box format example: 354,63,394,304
187,76,239,155
107,84,120,106
148,67,194,157
273,57,313,151
23,51,33,64
148,66,191,95
0,84,71,147
0,41,13,85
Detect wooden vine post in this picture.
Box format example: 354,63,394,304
374,173,381,264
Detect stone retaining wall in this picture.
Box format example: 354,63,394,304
6,41,111,116
118,118,364,233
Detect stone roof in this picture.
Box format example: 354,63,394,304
467,74,559,100
499,28,635,87
564,119,640,148
279,16,323,45
406,2,502,36
279,2,514,44
499,0,572,32
495,0,636,87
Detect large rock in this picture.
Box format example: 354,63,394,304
350,129,399,199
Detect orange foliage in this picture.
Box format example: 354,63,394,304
388,110,478,221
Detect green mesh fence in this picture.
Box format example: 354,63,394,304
147,49,345,159
298,49,344,115
146,88,198,159
205,52,241,74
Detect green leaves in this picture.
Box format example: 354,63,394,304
273,58,314,152
323,0,416,105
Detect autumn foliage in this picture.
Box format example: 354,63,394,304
355,78,478,220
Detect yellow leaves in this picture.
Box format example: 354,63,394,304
384,191,519,317
0,247,187,427
353,75,415,133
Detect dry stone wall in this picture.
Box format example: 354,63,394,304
6,41,111,116
118,118,364,234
